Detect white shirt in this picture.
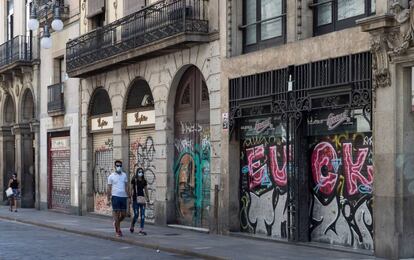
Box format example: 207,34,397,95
107,172,128,197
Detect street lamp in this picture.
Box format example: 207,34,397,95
28,0,64,49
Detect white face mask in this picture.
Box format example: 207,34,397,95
138,172,143,177
116,166,122,173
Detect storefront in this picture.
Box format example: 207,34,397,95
230,52,373,250
89,88,114,216
48,132,71,212
125,78,156,222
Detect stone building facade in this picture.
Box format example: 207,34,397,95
38,0,81,214
0,0,38,208
219,0,414,259
66,0,222,229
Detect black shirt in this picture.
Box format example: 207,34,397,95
10,179,18,189
131,177,147,199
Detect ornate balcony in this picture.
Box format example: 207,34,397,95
0,36,37,74
47,83,65,116
66,0,210,77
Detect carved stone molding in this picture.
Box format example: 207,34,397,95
359,1,414,90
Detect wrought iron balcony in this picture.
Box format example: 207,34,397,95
48,83,65,115
66,0,209,77
0,36,36,74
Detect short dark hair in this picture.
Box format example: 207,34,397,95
114,160,122,166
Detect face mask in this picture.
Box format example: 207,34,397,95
116,166,122,173
138,172,143,177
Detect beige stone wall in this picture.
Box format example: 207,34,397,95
80,40,221,225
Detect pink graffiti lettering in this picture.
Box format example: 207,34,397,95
269,145,287,187
246,145,267,190
311,142,338,195
342,143,373,195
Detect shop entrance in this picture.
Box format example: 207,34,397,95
307,108,373,250
174,66,210,228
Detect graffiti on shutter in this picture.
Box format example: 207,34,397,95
129,128,156,222
93,133,114,215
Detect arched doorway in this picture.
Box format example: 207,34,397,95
1,95,16,202
125,78,156,222
89,88,113,215
19,90,35,207
174,66,210,228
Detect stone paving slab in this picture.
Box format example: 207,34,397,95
0,207,380,260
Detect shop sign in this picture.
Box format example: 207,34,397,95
127,110,155,127
91,116,113,131
51,136,70,150
308,109,354,133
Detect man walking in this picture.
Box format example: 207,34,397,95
107,160,129,237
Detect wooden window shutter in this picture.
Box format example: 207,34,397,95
87,0,105,18
124,0,146,16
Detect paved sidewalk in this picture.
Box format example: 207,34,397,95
0,207,379,260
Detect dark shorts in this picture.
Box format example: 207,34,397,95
111,196,127,212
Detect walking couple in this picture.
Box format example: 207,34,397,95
107,160,149,237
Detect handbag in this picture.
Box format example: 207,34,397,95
137,196,146,204
5,187,13,197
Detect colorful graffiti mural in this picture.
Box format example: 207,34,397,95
129,135,156,221
240,117,288,239
309,133,373,250
174,123,211,227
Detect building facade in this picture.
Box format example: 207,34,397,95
0,0,38,208
38,0,81,214
220,0,414,259
66,0,222,229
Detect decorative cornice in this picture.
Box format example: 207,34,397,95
359,2,414,90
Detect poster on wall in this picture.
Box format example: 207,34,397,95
239,116,289,239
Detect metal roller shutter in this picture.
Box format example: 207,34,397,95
129,128,156,222
92,132,113,216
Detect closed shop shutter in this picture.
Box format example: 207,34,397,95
124,0,146,16
129,127,156,222
92,132,113,216
50,136,71,212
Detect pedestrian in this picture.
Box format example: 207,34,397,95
8,173,19,212
107,160,129,237
130,167,149,235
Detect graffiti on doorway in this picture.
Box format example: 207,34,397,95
240,117,289,239
174,129,211,227
309,133,373,250
94,138,113,215
130,135,156,221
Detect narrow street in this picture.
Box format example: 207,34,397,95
0,219,198,260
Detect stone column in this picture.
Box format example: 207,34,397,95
0,126,14,202
13,123,35,208
359,12,414,259
29,120,40,209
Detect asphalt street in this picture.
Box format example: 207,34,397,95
0,219,199,260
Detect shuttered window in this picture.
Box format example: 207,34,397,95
88,0,105,18
124,0,146,16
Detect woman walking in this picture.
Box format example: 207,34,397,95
8,173,19,212
130,167,149,235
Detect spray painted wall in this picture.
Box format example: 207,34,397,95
239,117,288,239
129,133,156,222
309,132,373,250
174,123,211,227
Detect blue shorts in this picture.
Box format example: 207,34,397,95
111,196,127,212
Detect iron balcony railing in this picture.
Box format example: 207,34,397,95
66,0,208,72
0,36,34,69
48,83,65,114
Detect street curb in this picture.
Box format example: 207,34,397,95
0,215,227,260
229,232,374,257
